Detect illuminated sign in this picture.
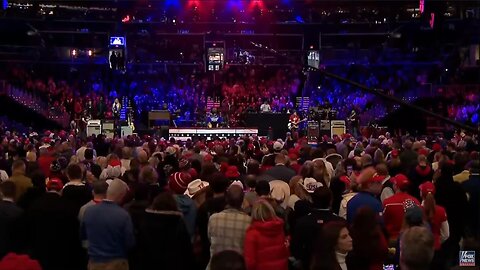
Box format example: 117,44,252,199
109,37,125,46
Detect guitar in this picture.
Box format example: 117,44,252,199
288,118,307,129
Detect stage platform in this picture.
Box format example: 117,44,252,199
168,127,258,140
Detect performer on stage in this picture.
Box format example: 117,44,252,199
288,110,304,139
289,111,301,130
207,107,222,128
112,98,122,119
112,98,122,136
79,109,91,138
348,108,360,137
96,96,106,120
260,100,272,113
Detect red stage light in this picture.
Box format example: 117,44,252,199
248,0,265,11
122,15,130,23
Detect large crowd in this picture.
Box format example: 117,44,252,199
0,127,478,270
8,63,473,130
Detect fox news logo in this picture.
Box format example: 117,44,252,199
459,251,475,266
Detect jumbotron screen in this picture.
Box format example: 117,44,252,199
207,47,224,71
307,50,320,69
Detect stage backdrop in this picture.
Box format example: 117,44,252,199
245,113,289,139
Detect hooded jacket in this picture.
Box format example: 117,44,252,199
244,218,289,270
175,194,197,240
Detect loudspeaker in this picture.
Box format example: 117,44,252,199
320,120,331,130
121,126,133,137
330,120,346,137
102,120,115,139
87,120,102,137
307,121,319,144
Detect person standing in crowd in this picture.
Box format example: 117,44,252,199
137,192,195,270
292,186,344,269
400,140,418,173
434,162,468,266
348,207,389,270
399,226,435,270
461,160,480,239
346,168,383,224
7,160,32,202
36,147,54,177
419,181,449,269
264,154,296,183
244,199,289,270
25,178,84,270
376,163,394,203
17,171,46,210
408,155,433,200
208,185,251,264
81,179,134,270
62,163,92,214
197,173,229,267
0,181,23,258
382,174,420,242
310,221,352,270
78,180,109,222
168,171,197,240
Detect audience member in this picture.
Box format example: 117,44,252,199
292,186,344,269
461,160,480,238
208,185,251,265
310,221,352,270
81,179,134,270
346,167,383,223
63,163,92,214
137,192,195,269
348,207,389,270
78,180,109,222
264,154,296,183
383,174,420,241
244,199,289,270
25,177,84,270
7,160,32,202
0,181,23,258
400,226,435,270
419,181,449,269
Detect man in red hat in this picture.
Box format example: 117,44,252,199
346,168,384,224
383,174,420,242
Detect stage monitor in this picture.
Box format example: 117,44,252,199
307,50,320,69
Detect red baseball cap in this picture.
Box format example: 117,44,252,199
432,143,442,152
419,181,435,195
369,174,386,184
46,178,64,191
391,174,410,190
418,148,429,156
225,165,240,179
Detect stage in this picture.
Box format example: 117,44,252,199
168,127,259,140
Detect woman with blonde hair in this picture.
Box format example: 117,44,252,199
244,200,289,270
